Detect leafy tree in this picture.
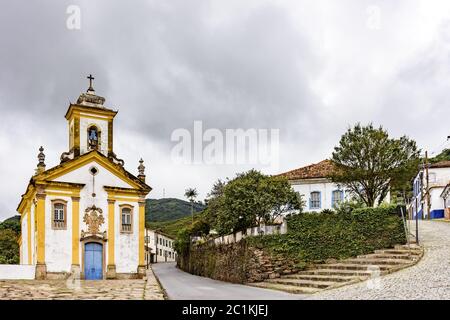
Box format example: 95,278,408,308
430,149,450,163
211,170,304,235
331,123,420,207
0,229,19,264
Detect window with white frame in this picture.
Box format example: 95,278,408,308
332,190,344,208
120,206,133,233
52,200,67,230
310,192,321,209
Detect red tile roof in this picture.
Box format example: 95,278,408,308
278,160,337,180
429,161,450,169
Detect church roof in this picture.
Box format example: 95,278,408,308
278,160,337,180
33,149,151,192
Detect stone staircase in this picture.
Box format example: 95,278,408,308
248,244,423,294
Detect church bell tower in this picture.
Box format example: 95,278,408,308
62,75,120,164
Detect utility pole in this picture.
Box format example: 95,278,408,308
415,197,419,245
425,151,431,220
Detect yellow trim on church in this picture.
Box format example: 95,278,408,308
138,200,145,267
27,205,32,264
36,193,46,265
72,197,80,266
108,200,115,267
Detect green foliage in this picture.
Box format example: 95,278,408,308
206,170,304,235
430,149,450,163
145,198,205,222
0,216,21,264
247,205,406,263
146,213,201,238
331,123,420,206
174,215,210,254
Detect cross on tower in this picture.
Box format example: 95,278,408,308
87,74,95,92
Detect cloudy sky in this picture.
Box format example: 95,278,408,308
1,0,450,220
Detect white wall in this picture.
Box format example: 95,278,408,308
44,195,72,273
146,230,176,263
291,179,346,212
115,200,139,273
0,265,35,280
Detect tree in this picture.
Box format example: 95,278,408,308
211,170,304,235
0,229,19,264
184,188,198,224
331,123,420,207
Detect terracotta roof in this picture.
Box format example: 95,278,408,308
429,161,450,169
278,160,337,180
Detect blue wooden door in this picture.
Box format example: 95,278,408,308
85,243,103,280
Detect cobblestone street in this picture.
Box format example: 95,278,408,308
0,270,164,300
310,220,450,300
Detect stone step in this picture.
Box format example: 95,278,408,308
395,244,421,250
282,274,360,283
301,269,378,277
358,253,413,260
266,278,337,289
317,263,397,271
342,258,413,265
375,249,421,256
248,282,320,294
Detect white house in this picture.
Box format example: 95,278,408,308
17,77,152,280
145,229,176,264
409,161,450,219
279,159,391,211
279,160,349,211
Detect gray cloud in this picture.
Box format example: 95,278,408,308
1,0,449,220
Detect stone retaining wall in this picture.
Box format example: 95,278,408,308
177,240,300,284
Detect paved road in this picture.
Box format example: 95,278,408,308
152,263,303,300
310,220,450,300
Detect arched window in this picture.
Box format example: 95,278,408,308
52,200,67,230
120,205,133,233
310,191,321,210
87,125,100,150
332,190,344,208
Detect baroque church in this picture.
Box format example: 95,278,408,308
17,76,152,280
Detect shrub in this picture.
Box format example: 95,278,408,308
247,205,406,263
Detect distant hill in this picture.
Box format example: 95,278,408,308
146,215,197,238
145,198,205,222
0,215,20,233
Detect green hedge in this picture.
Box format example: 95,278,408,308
247,205,406,263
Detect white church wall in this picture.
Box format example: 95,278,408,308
0,265,35,280
52,160,139,274
115,200,139,273
44,195,73,273
79,117,109,155
31,203,36,265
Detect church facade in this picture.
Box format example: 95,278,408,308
17,77,151,280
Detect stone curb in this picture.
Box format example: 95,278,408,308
144,267,166,300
